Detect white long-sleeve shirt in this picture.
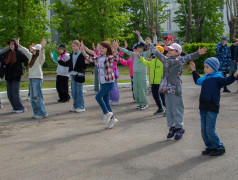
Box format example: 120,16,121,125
19,46,45,79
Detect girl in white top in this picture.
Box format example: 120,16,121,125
17,38,48,119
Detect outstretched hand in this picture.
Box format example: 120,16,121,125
135,50,140,58
198,47,207,55
124,41,128,49
234,69,238,77
189,61,196,71
41,38,46,49
112,40,120,50
145,38,152,45
16,37,21,48
135,30,140,36
80,41,85,52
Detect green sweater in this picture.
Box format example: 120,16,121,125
120,48,152,73
139,57,163,85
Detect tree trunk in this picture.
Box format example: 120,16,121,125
155,0,160,35
185,0,192,42
234,16,238,37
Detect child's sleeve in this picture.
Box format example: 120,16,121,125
138,36,145,43
139,57,150,67
181,52,200,65
147,43,167,64
153,34,157,45
218,75,236,87
119,48,134,57
39,49,45,65
215,43,222,53
192,71,201,85
84,54,99,63
143,50,152,59
120,58,130,66
0,47,9,55
19,46,33,60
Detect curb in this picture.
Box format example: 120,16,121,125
0,83,132,99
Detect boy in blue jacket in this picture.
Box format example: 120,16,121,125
190,58,238,156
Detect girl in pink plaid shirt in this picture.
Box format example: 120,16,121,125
81,40,120,129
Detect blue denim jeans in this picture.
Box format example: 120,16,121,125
95,82,114,114
200,110,223,149
94,65,99,92
29,78,47,117
71,75,84,109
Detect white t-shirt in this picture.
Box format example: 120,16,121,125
98,57,106,84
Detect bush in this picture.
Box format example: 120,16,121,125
183,43,232,73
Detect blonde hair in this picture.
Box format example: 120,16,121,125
72,40,80,46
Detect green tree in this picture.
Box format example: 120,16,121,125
0,0,50,47
174,0,225,43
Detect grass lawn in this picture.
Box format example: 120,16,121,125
0,79,131,92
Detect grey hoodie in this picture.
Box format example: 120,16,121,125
148,43,200,96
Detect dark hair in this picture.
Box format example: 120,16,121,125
28,50,40,68
100,41,113,56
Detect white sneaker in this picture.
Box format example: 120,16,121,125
27,95,30,100
12,110,16,113
34,115,44,119
44,113,48,118
0,104,3,109
103,112,113,124
70,107,76,112
140,105,148,110
111,101,118,106
15,110,24,114
106,118,118,129
136,105,141,109
76,108,85,113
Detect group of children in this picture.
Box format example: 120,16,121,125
1,32,238,156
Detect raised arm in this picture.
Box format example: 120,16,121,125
119,47,134,57
18,46,33,60
181,47,207,65
152,29,157,45
147,43,167,63
189,61,201,84
135,30,145,43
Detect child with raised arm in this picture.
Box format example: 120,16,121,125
50,44,70,103
190,59,238,156
135,47,166,116
81,40,120,129
17,38,48,119
147,41,207,140
120,42,137,100
120,41,152,110
58,40,87,113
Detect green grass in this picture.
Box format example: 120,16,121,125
0,79,131,92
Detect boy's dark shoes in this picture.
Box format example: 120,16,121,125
223,88,231,93
209,146,225,156
167,127,177,138
174,128,185,140
61,99,69,103
58,99,62,102
202,148,216,155
153,109,164,115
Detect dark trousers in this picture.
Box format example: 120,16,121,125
131,76,135,100
151,84,166,110
56,75,70,101
7,81,25,110
222,72,229,90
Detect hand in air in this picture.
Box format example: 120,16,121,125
189,61,196,71
198,47,207,55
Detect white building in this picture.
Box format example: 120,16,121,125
160,0,229,41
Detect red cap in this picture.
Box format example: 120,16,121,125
163,36,174,42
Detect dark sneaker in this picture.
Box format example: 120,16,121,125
209,146,225,156
223,88,231,93
153,109,164,115
202,148,216,155
167,127,177,138
174,128,185,140
136,105,142,109
58,99,63,102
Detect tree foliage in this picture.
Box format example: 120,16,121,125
0,0,50,47
174,0,225,43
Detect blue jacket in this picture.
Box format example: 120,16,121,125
215,42,232,72
192,71,236,113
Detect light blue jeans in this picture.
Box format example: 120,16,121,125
200,110,223,150
71,75,84,109
29,78,47,117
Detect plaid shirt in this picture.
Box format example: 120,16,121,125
85,54,119,82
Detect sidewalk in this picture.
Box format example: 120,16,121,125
0,76,238,179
